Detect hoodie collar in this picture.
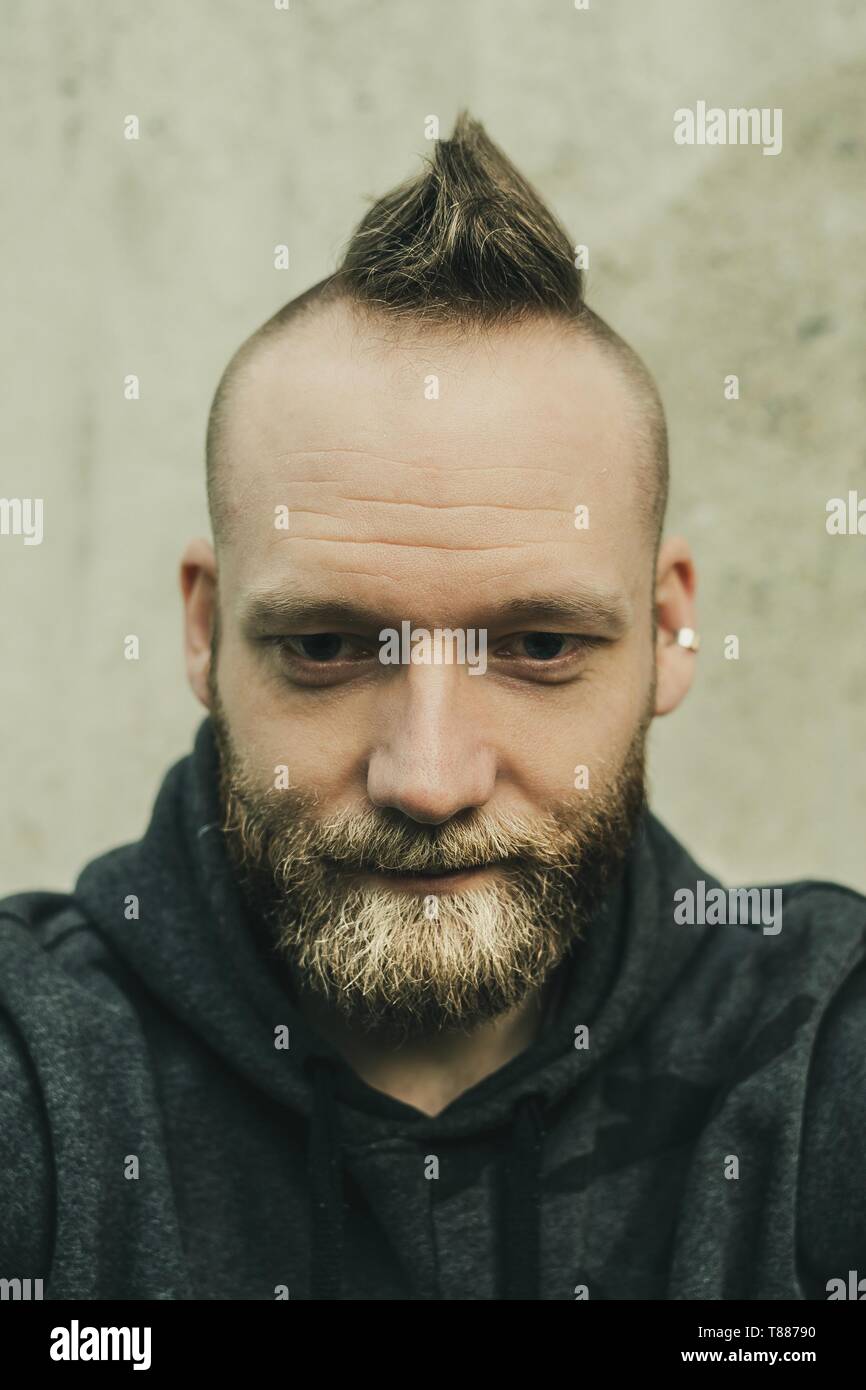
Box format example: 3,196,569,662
75,717,712,1138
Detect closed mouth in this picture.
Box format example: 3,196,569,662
325,858,508,877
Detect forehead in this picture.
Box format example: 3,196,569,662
217,305,650,624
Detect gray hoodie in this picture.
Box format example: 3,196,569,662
1,718,864,1299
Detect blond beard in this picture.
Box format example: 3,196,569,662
210,704,649,1040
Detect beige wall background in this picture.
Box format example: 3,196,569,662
2,0,864,897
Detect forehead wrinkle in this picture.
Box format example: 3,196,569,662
275,450,581,481
226,452,589,529
286,500,574,517
279,535,527,553
257,470,590,550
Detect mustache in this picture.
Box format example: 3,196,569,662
253,799,589,876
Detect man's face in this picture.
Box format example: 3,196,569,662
197,305,662,1037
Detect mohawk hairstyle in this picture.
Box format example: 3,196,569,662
334,111,583,323
206,112,668,545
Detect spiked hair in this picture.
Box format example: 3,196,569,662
206,112,668,546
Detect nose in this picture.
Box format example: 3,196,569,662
366,667,497,825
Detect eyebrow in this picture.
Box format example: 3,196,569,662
485,590,632,634
240,584,632,636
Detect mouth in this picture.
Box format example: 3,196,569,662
324,859,510,895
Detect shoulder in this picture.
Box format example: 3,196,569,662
651,815,866,1007
641,834,866,1293
0,888,139,1008
0,890,149,1274
0,889,150,1063
646,813,866,966
0,896,68,1277
650,827,866,1057
0,1001,53,1279
798,954,866,1294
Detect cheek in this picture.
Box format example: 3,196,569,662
214,633,371,801
493,651,651,801
447,647,644,806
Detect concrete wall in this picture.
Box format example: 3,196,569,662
2,0,864,894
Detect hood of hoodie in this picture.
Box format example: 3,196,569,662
74,716,711,1144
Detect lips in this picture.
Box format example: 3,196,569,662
345,859,508,877
378,865,486,877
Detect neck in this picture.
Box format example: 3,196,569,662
295,978,559,1117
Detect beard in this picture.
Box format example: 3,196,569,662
209,667,651,1042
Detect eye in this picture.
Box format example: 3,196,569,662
497,632,602,662
285,634,349,662
273,634,375,664
519,633,568,661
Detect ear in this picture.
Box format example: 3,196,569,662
654,535,698,717
180,538,217,709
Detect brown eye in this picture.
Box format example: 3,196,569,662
273,635,375,668
288,634,345,662
519,633,568,660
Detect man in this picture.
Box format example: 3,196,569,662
1,114,863,1302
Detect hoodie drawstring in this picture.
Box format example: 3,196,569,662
306,1057,545,1301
